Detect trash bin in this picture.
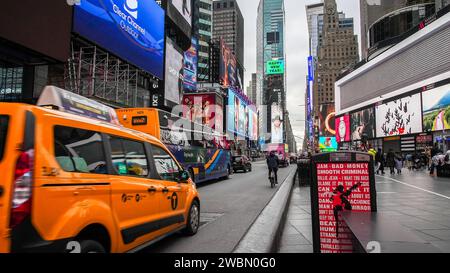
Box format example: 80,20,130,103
297,158,311,186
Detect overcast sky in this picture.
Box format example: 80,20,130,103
237,0,361,147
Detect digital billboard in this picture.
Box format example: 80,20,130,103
423,83,450,132
183,37,198,93
335,115,351,143
165,39,184,105
351,107,375,141
220,40,238,88
271,103,284,144
0,0,72,62
183,94,222,132
73,0,165,79
248,108,258,141
376,94,422,137
171,0,192,26
266,60,285,75
227,89,236,135
318,104,336,137
319,137,338,152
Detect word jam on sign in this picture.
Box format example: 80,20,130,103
316,163,372,253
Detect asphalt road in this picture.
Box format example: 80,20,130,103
141,161,297,253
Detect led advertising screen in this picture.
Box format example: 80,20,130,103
335,115,351,143
183,37,198,93
351,107,375,141
271,103,284,144
319,104,336,137
165,39,184,105
0,0,72,62
182,94,222,132
171,0,192,26
376,94,422,137
319,137,338,152
220,40,238,88
248,107,258,141
73,0,165,79
266,60,285,75
423,83,450,132
227,89,236,135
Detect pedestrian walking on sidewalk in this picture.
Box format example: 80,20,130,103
394,153,403,174
375,148,385,175
386,149,396,175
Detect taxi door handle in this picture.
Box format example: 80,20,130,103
148,186,157,193
162,187,169,194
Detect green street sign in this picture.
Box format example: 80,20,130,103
266,60,285,75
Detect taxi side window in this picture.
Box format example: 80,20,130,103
108,136,149,177
151,145,181,182
54,126,107,174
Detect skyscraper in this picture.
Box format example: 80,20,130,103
314,0,359,108
246,73,257,105
212,0,244,84
257,0,286,144
193,0,213,82
306,2,324,59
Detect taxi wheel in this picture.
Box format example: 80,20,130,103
79,240,106,253
183,200,200,236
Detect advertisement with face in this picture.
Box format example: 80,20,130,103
227,89,236,135
319,137,338,152
351,107,375,141
165,39,184,105
248,107,258,141
171,0,192,26
319,104,336,137
182,94,216,128
271,103,284,144
423,83,450,132
335,115,350,143
220,40,238,88
183,37,198,93
376,94,422,137
73,0,165,79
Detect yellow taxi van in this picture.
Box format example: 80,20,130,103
0,86,200,253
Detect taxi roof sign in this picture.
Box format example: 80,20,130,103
37,86,120,125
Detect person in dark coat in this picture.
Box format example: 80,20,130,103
386,149,396,175
375,148,385,175
267,152,280,184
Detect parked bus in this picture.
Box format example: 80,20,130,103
116,108,232,184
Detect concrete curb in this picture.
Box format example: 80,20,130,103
233,168,297,253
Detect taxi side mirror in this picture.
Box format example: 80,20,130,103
179,170,190,182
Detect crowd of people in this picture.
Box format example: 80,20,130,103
369,143,450,177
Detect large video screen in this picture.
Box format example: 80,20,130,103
351,107,375,140
171,0,192,26
335,115,350,143
423,83,450,132
271,103,284,144
318,104,336,137
182,94,222,132
0,0,72,62
220,40,238,88
73,0,165,79
376,94,422,137
319,137,338,152
165,39,184,105
248,107,258,141
227,89,236,135
183,38,198,93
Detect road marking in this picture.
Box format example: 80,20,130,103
377,192,397,194
376,175,450,200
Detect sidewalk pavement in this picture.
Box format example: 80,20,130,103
278,184,313,253
279,169,450,253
